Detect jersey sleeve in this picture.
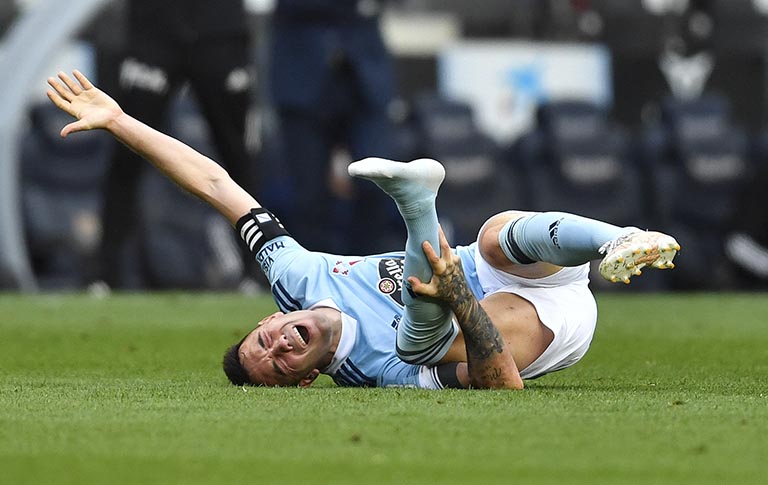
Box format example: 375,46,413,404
256,237,338,312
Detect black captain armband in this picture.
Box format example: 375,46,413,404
236,208,290,254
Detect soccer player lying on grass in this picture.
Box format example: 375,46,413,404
47,70,680,390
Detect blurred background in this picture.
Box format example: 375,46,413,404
2,0,768,293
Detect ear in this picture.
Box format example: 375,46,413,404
298,369,320,388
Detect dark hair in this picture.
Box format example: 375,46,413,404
222,337,252,386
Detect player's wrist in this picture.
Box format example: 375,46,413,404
104,110,130,134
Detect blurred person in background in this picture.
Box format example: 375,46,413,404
93,0,258,290
268,0,404,255
725,163,768,284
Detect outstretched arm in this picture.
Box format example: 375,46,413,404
46,70,256,225
408,227,524,390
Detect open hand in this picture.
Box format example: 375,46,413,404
46,70,123,137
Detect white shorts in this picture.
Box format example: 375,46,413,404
474,249,598,379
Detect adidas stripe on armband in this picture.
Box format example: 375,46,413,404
236,208,290,254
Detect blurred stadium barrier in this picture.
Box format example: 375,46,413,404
0,0,110,290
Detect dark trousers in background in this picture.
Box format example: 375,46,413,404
732,162,768,245
275,61,404,255
97,34,257,287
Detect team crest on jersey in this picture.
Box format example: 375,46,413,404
377,258,404,306
378,278,396,294
331,259,361,277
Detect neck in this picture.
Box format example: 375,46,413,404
313,306,343,368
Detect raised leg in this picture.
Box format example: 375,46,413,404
349,157,457,365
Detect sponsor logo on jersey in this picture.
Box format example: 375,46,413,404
257,240,285,273
378,258,404,306
331,259,361,277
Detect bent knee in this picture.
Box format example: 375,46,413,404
478,211,528,270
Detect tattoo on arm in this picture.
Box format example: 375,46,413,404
437,260,510,386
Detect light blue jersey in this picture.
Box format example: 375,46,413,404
255,236,479,388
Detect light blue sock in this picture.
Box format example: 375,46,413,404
348,158,445,303
397,200,458,365
382,182,442,298
348,158,456,365
499,212,635,267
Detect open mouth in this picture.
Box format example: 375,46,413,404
293,325,310,346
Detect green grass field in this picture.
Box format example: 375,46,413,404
1,292,766,484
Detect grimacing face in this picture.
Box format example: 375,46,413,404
238,310,335,387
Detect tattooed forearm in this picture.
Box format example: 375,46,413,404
480,367,503,384
435,259,522,389
453,289,505,360
436,260,503,357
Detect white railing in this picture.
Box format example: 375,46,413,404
0,0,111,290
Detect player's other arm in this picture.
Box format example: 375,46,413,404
46,70,255,225
408,228,524,390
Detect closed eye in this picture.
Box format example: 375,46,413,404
257,330,286,377
257,332,266,349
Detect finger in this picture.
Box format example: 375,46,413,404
406,276,423,288
437,225,451,257
46,90,79,121
421,240,446,273
47,77,74,102
46,89,69,110
60,119,88,138
407,276,437,297
421,239,438,261
58,71,82,95
72,70,94,90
